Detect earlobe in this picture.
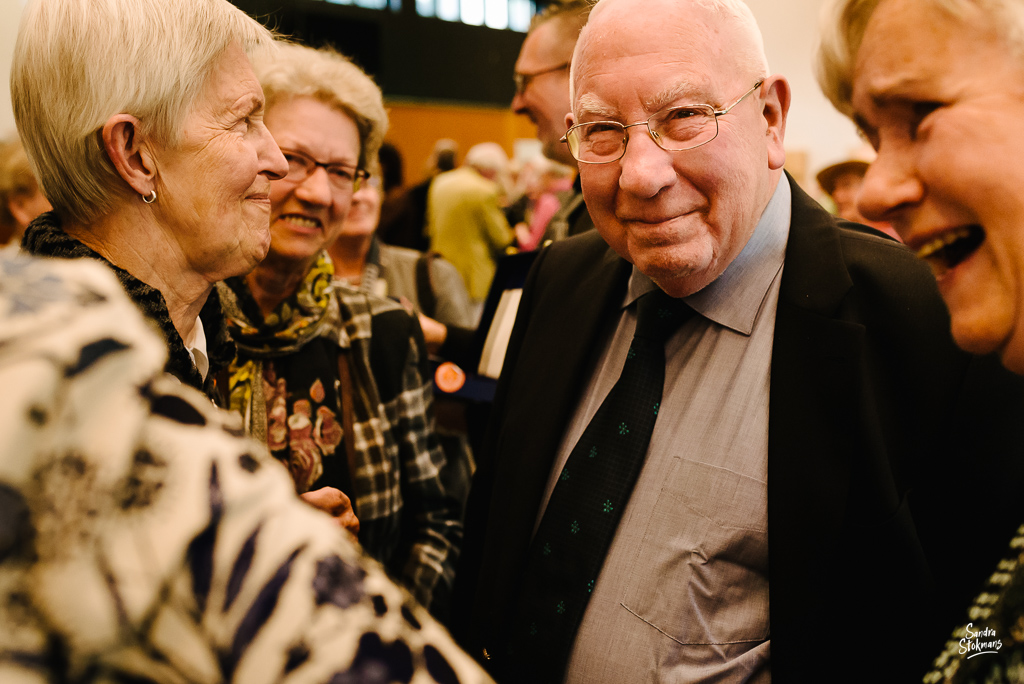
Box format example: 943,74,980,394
102,114,157,197
761,76,791,171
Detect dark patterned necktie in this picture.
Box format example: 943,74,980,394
504,288,694,683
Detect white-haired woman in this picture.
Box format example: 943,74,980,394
818,0,1024,681
216,43,460,612
13,0,287,402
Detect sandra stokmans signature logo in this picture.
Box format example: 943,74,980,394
959,622,1003,659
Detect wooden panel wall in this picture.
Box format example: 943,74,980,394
384,100,538,185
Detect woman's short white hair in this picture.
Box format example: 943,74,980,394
817,0,1024,117
10,0,275,226
255,43,388,176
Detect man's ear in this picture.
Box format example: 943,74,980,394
101,114,156,197
760,75,791,171
565,112,576,131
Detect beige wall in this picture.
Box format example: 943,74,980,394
747,0,862,195
0,0,25,140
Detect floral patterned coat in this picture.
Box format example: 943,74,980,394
0,253,491,683
219,265,461,611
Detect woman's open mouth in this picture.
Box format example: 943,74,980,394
277,214,322,232
915,224,985,277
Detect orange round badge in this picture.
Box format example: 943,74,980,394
435,361,466,393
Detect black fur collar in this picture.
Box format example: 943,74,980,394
22,212,235,398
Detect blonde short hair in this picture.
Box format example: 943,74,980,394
11,0,275,226
255,43,388,175
0,136,41,238
816,0,1024,117
529,0,594,59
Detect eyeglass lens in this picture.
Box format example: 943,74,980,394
565,81,763,163
568,106,718,163
283,151,361,192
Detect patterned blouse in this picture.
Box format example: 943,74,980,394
0,253,491,684
218,254,460,611
924,523,1024,683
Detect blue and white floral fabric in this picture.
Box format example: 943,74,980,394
0,253,490,684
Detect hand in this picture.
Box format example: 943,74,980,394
300,487,360,537
416,313,448,356
514,221,532,248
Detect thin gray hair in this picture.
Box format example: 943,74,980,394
816,0,1024,118
11,0,276,226
254,42,388,177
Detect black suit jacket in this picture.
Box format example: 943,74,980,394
454,179,1024,682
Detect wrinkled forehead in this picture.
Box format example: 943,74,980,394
850,0,1016,112
571,0,761,113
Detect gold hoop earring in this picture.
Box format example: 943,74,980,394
142,190,157,204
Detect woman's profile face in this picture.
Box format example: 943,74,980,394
851,0,1024,373
339,176,382,240
149,43,287,281
264,96,362,266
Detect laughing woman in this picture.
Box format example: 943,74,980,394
217,43,460,612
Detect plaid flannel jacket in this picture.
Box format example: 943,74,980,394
309,284,461,610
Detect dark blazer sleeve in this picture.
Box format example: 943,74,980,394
452,232,631,662
451,240,551,645
766,179,1024,682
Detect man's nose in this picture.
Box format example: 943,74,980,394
618,125,676,197
511,89,528,115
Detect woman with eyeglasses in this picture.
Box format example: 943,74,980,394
217,42,460,613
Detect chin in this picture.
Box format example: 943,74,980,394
948,313,1013,361
635,244,714,286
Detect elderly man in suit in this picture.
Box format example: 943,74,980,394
452,0,1024,682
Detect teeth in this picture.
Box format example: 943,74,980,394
280,215,320,229
916,227,972,259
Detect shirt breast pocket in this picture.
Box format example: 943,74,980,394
620,457,770,645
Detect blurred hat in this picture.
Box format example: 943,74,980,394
816,143,876,196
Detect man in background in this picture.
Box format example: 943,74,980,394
511,0,593,242
427,142,514,316
0,135,51,250
816,148,900,240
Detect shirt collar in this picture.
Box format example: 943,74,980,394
626,174,791,335
184,315,210,381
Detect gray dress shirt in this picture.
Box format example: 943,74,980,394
538,176,792,683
